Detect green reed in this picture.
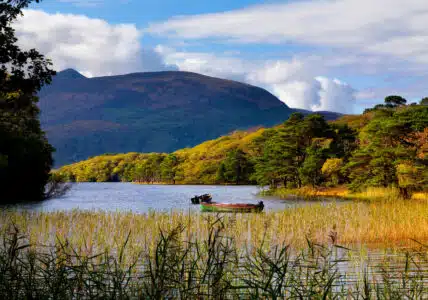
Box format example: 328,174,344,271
0,217,426,299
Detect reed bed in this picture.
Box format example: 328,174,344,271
0,215,427,299
266,186,428,201
1,200,427,258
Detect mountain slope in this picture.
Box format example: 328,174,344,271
39,70,293,166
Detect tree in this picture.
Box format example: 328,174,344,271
251,113,332,188
160,154,179,184
216,163,226,184
299,144,325,187
396,161,427,198
134,154,164,183
384,95,407,107
346,106,428,191
420,97,428,106
0,0,56,202
217,149,252,184
321,158,343,186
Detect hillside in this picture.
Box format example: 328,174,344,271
39,69,294,166
58,127,265,183
58,104,428,196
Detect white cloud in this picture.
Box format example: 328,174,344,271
147,0,428,70
271,81,321,111
155,45,249,81
315,77,355,113
157,46,356,113
147,0,426,49
14,9,173,77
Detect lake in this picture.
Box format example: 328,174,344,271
9,183,347,213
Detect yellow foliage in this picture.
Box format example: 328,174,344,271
59,129,266,184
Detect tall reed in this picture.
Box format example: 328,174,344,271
0,218,426,299
266,186,428,201
1,200,427,253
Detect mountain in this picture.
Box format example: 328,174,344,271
39,70,296,166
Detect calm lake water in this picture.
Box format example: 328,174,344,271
10,183,347,213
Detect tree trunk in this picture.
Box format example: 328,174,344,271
399,187,410,199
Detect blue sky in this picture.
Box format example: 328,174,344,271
20,0,428,113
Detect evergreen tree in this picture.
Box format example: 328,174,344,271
346,106,428,191
217,149,252,184
160,154,178,184
299,143,326,187
385,95,407,107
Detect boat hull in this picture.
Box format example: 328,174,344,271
200,202,264,213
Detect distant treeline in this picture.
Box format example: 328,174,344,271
59,97,428,197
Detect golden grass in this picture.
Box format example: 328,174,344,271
1,200,427,260
413,192,428,201
269,186,428,202
270,186,349,198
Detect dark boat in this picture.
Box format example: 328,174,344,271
191,194,212,204
201,201,264,213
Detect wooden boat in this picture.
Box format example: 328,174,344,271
201,201,264,213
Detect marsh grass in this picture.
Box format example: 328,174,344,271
1,200,428,253
266,186,428,202
0,217,427,299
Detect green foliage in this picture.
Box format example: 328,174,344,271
0,0,56,202
346,105,428,192
421,97,428,106
251,113,339,188
299,145,325,187
160,154,179,184
216,148,253,184
384,95,407,107
58,102,428,195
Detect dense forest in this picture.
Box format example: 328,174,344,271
59,97,428,197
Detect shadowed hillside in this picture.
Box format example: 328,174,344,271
39,69,294,166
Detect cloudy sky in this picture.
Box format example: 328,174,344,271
18,0,428,113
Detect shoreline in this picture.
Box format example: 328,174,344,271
66,181,428,201
262,186,428,201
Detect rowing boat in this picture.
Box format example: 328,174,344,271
200,201,264,213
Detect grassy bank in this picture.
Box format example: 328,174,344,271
0,213,427,299
264,186,428,201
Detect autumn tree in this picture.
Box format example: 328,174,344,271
322,158,343,186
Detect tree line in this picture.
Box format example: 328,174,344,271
59,97,428,198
